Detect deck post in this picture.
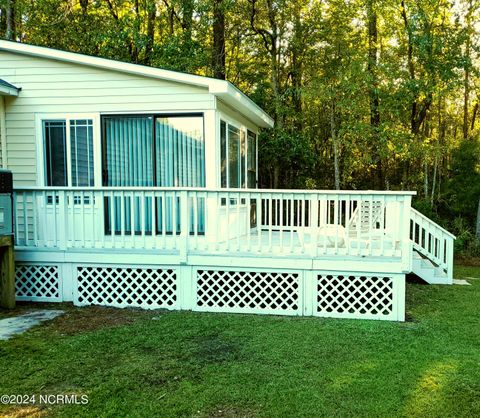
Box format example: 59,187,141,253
446,238,454,283
177,264,195,310
61,262,74,302
302,269,315,316
59,191,68,250
394,275,406,321
0,235,15,309
179,191,189,263
401,195,412,272
310,196,319,257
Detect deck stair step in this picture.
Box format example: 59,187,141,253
411,249,451,284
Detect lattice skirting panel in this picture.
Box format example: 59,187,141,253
196,269,301,315
315,273,404,321
74,266,178,309
14,256,406,320
15,264,62,302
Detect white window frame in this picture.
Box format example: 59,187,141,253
35,113,101,187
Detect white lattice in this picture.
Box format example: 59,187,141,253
76,266,177,309
196,270,300,314
15,264,61,301
316,274,394,319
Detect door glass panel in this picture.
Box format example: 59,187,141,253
103,116,154,187
43,121,67,186
155,115,205,233
155,116,204,187
247,130,257,188
220,120,227,188
228,125,240,188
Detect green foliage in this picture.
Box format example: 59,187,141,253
451,217,480,256
258,127,315,188
443,139,480,224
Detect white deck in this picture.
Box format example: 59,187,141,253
12,187,454,322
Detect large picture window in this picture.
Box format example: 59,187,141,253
43,118,94,187
220,120,257,189
102,114,205,235
102,114,205,187
228,124,240,188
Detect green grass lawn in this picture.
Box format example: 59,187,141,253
1,266,479,418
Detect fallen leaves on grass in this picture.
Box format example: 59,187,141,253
46,305,148,336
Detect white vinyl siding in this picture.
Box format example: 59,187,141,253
0,50,214,186
0,96,6,168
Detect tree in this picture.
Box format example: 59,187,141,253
5,0,15,40
212,0,226,79
366,0,382,188
463,0,473,140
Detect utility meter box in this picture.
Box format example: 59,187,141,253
0,169,13,236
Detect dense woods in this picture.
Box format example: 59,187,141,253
1,0,479,254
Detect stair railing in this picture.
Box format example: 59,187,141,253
410,208,455,281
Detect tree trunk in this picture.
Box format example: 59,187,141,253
181,0,194,43
291,2,303,122
471,102,478,131
401,1,431,136
212,0,226,80
424,160,428,199
249,0,281,125
80,0,88,16
367,0,380,127
273,164,280,189
476,198,480,239
367,0,382,188
5,0,15,40
463,0,472,140
249,0,282,189
330,99,340,190
431,153,437,206
401,0,415,132
145,1,156,63
168,5,175,35
0,6,5,36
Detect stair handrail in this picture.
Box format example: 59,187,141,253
410,208,455,282
410,208,456,239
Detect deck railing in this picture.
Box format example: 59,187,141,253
13,187,414,261
410,208,455,280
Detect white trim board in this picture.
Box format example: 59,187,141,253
0,40,274,129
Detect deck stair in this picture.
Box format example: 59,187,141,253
411,250,450,284
409,208,455,285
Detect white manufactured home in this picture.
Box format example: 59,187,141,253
0,40,455,321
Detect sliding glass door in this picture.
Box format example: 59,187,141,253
220,120,258,228
102,114,205,235
220,121,257,189
103,116,154,187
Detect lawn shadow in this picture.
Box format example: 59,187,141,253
189,333,244,365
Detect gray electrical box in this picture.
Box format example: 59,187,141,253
0,169,13,236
